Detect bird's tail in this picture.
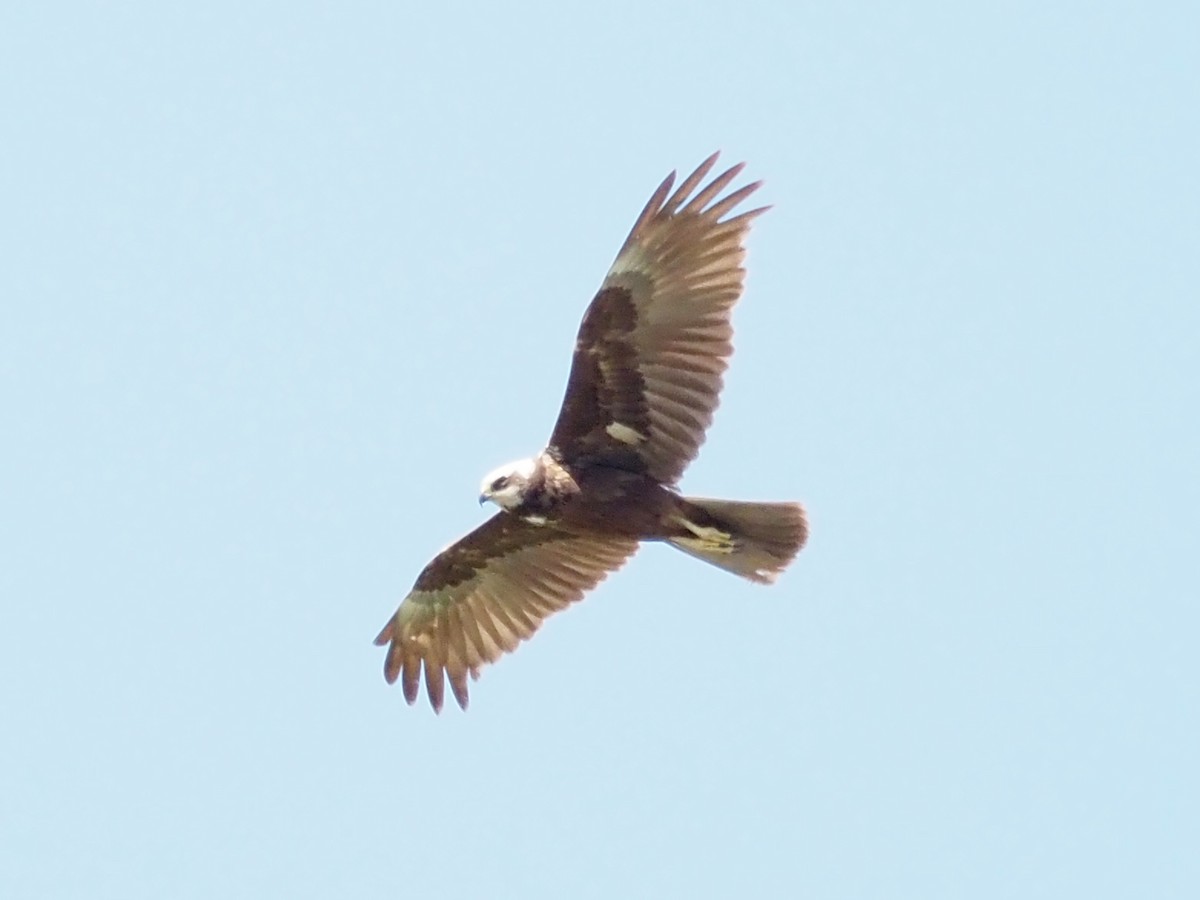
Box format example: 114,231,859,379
667,497,808,584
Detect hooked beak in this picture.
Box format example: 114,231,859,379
478,492,489,507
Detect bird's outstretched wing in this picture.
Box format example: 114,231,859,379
548,152,767,485
375,513,638,711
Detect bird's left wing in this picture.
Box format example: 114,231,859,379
375,512,638,711
548,153,767,484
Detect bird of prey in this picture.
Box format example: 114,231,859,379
376,153,808,711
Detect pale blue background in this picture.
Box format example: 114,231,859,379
2,3,1197,898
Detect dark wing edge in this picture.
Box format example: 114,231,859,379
375,513,638,712
548,152,769,484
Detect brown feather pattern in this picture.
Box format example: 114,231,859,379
549,152,766,484
374,512,637,711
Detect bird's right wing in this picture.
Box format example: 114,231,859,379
375,513,638,711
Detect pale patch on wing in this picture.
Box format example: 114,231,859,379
605,421,647,445
608,245,651,278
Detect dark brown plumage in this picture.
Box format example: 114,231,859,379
376,153,807,711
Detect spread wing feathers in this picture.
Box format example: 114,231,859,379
374,513,638,712
549,152,768,484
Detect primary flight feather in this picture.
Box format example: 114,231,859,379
376,153,808,711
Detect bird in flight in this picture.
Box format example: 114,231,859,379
376,153,808,711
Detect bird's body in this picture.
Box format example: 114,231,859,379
500,453,671,536
376,154,808,711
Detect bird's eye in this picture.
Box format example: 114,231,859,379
490,476,508,491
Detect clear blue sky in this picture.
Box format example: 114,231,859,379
3,3,1197,897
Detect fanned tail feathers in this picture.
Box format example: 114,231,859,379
668,497,807,584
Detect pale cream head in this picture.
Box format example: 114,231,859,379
478,457,537,510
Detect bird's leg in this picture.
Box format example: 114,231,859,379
672,515,736,553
